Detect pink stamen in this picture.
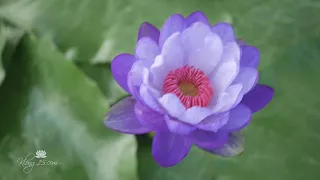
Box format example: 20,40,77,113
163,65,214,109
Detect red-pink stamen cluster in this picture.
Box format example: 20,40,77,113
163,65,214,109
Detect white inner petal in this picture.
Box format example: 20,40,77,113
129,60,152,87
135,37,160,61
139,84,164,113
232,67,258,94
181,22,212,58
150,32,184,89
150,55,169,90
186,33,223,74
178,106,213,125
211,84,243,113
159,14,185,48
158,93,186,118
210,60,239,95
161,32,184,69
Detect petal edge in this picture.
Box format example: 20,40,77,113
152,132,191,167
203,132,244,157
138,22,160,43
185,11,210,27
241,84,274,113
104,97,151,134
111,53,135,93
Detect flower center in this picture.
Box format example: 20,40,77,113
178,82,197,97
163,65,214,109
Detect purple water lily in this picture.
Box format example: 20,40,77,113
105,11,274,167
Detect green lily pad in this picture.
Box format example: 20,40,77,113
0,20,24,86
77,63,128,106
0,32,6,85
0,35,138,180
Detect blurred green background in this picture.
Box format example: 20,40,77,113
0,0,319,179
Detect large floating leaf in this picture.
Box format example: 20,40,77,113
77,63,128,106
0,20,24,86
0,35,138,180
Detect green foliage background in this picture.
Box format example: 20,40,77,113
0,0,319,179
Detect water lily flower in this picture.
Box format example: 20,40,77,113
105,11,274,167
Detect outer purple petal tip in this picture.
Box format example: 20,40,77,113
111,53,135,93
159,14,185,48
138,22,160,43
152,132,192,167
211,22,236,42
241,84,274,113
104,97,151,134
203,132,244,157
240,45,260,68
219,104,252,132
185,11,210,27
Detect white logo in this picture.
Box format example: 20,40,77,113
35,150,47,158
17,150,61,174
